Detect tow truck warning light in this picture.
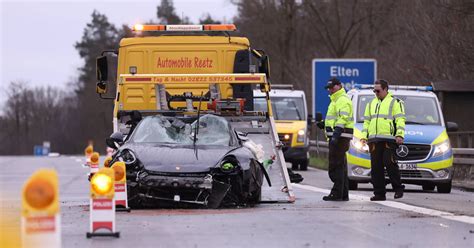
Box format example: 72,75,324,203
133,24,237,32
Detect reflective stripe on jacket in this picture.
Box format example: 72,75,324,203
361,92,406,142
325,88,354,138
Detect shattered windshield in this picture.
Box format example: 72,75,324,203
130,114,232,146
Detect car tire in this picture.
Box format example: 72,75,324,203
437,181,452,193
422,185,435,191
291,162,299,170
127,181,142,209
299,159,308,171
349,180,358,190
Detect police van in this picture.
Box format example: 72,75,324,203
347,85,458,193
253,85,310,170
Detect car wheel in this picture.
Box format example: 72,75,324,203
291,162,299,170
127,181,142,209
349,180,358,190
299,159,308,171
437,181,452,193
422,185,435,191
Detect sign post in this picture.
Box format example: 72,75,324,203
312,59,376,117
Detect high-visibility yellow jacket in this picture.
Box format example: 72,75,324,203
361,92,406,142
325,88,354,138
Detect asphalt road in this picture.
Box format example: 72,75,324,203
1,156,473,248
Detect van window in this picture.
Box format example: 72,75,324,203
254,97,306,120
357,95,441,125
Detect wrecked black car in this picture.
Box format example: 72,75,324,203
108,114,267,208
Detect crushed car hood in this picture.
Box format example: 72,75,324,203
121,143,236,173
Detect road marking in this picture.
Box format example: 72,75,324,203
293,183,474,225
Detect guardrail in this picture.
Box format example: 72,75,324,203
449,131,474,148
309,140,474,165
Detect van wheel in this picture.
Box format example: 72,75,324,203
437,181,452,193
422,185,435,191
299,159,308,171
349,180,358,190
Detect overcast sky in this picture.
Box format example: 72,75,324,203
0,0,237,95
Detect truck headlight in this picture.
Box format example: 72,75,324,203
433,140,450,157
297,129,305,143
351,138,369,153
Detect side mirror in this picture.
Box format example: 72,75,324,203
446,122,458,132
235,131,249,141
106,132,124,150
307,114,313,126
315,112,323,122
259,55,271,79
96,56,108,94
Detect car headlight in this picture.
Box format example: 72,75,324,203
119,149,137,165
351,138,369,153
433,140,450,157
219,156,240,173
297,129,305,143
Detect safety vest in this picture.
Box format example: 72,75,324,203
361,92,406,142
325,88,354,138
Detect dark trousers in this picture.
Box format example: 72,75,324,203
328,138,350,198
369,141,403,196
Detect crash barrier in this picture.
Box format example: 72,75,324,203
21,169,61,248
449,131,474,148
110,162,130,212
87,168,120,238
309,140,474,183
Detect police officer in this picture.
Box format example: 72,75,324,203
361,79,406,201
317,78,354,201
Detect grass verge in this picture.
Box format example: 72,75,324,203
309,156,328,170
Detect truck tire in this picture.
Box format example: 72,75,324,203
299,159,308,171
349,180,358,190
291,162,299,170
422,185,435,191
437,181,452,193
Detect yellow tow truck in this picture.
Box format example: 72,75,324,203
94,24,296,204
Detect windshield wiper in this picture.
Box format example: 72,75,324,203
405,121,425,125
289,101,302,120
193,92,204,159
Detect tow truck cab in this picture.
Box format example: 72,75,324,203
94,24,271,133
253,85,310,170
347,85,458,193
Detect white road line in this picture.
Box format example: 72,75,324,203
293,183,474,225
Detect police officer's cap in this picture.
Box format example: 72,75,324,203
325,78,342,89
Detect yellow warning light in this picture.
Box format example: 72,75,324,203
85,145,93,156
104,157,113,168
22,169,59,215
90,152,100,164
111,162,126,182
91,174,113,195
24,178,55,209
133,24,144,31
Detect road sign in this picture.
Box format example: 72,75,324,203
312,59,377,117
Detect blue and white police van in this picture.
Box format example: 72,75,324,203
347,85,458,193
